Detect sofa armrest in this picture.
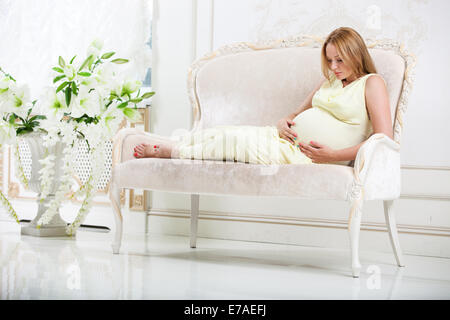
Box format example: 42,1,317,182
112,128,144,169
111,128,194,168
353,133,401,200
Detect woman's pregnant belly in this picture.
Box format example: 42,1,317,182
291,107,368,151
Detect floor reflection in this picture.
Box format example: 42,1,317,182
0,231,449,299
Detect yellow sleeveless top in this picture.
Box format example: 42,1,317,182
290,73,375,165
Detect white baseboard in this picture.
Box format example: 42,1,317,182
3,197,449,259
146,208,450,259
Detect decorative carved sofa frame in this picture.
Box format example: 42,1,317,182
109,35,415,277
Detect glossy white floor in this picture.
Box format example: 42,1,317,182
1,221,449,300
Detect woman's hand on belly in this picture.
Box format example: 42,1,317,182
276,117,298,145
298,140,337,164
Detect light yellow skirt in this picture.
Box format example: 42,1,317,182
176,125,312,165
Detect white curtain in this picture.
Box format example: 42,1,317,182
0,0,152,98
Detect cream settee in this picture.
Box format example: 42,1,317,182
109,36,415,278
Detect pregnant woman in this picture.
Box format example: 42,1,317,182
133,27,393,166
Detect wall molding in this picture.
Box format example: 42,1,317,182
400,193,450,201
147,207,450,238
191,0,198,61
210,0,215,52
401,165,450,171
194,0,215,60
400,165,450,200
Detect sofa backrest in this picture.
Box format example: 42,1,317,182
188,37,415,145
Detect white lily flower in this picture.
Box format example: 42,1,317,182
80,76,98,91
87,39,104,58
71,86,102,118
42,88,68,118
95,61,114,78
69,102,83,119
0,76,14,92
94,62,117,91
100,105,123,137
80,122,103,149
0,83,30,118
0,89,14,114
121,79,142,96
123,107,142,123
108,78,123,99
63,64,77,81
12,84,30,118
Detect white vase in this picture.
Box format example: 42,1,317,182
20,132,69,237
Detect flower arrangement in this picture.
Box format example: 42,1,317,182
0,39,154,235
0,66,36,223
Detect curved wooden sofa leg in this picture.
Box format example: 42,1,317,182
348,194,363,278
383,200,405,267
109,182,123,254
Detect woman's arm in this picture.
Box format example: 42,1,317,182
329,141,365,162
332,74,393,162
300,75,393,163
365,74,393,139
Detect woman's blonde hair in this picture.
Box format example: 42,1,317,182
321,27,377,81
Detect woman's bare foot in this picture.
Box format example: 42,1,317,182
133,142,174,159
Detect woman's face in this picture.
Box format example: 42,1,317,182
325,43,355,81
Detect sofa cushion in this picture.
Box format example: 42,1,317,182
114,158,354,200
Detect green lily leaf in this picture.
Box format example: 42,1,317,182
58,56,66,68
123,107,142,122
52,67,64,73
79,55,93,71
101,52,115,59
5,74,16,81
8,114,17,124
70,55,77,64
65,86,72,106
15,114,25,123
88,56,97,70
56,81,69,93
71,82,78,95
29,115,47,122
111,58,129,64
78,72,91,77
141,91,155,99
27,121,40,127
16,127,33,135
117,101,129,109
53,75,66,83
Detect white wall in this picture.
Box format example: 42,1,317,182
149,0,195,136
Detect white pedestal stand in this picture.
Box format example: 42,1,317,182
18,133,69,237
